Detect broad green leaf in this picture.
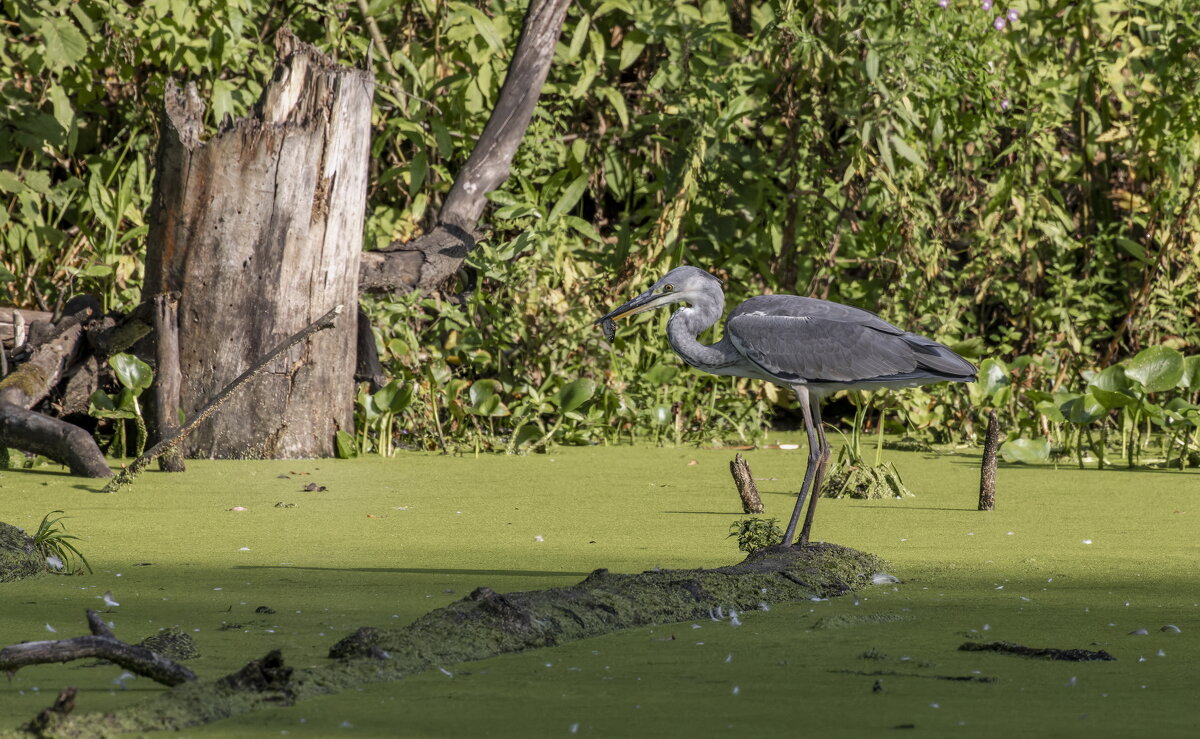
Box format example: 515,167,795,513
889,135,925,169
865,49,879,82
468,378,501,408
554,378,596,413
0,171,24,193
463,7,504,53
374,379,413,414
643,364,677,385
41,18,88,71
1124,346,1183,392
1000,437,1050,465
618,30,647,70
548,175,588,222
1088,365,1137,409
1182,355,1200,390
1035,400,1065,424
334,430,357,459
109,353,153,394
1062,394,1105,424
977,358,1009,397
597,87,629,128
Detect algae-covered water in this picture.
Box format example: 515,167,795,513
0,442,1196,737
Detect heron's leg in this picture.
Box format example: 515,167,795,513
782,387,820,547
798,397,831,547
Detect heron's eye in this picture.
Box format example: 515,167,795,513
662,284,674,293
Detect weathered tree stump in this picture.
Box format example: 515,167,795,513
730,452,764,513
143,30,373,458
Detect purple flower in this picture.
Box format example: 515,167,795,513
993,16,1007,30
1007,8,1020,21
1001,98,1011,111
938,0,949,7
981,0,993,9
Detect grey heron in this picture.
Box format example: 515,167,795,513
597,266,976,547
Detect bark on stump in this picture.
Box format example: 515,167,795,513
144,30,373,458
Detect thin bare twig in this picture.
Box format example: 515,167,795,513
102,305,343,492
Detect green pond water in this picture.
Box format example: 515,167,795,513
0,440,1196,737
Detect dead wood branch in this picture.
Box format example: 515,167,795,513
358,0,572,296
0,609,197,686
0,305,110,477
102,305,343,492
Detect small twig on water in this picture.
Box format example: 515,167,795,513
102,305,343,493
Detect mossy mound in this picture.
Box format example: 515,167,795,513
822,462,913,499
137,629,200,661
0,522,43,583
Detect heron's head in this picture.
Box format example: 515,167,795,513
596,266,722,333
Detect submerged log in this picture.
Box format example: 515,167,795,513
143,30,372,458
11,544,886,736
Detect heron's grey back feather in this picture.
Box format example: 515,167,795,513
725,295,975,386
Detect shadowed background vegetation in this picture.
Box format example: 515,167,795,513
3,0,1199,457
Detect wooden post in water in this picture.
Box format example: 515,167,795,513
730,453,764,514
978,410,1000,511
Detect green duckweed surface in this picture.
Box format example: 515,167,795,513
0,441,1196,737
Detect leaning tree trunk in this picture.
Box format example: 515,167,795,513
143,30,373,458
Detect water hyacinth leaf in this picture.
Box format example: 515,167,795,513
1124,346,1184,392
554,378,596,413
1179,355,1200,390
1062,394,1105,425
109,353,153,393
334,430,357,459
1000,437,1051,465
1088,365,1138,409
977,358,1010,397
374,379,414,414
1035,400,1065,424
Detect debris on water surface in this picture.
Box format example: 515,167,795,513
959,641,1116,662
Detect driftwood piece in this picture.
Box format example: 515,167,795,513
730,452,764,513
0,306,110,477
358,0,572,296
978,409,999,511
102,306,342,493
0,610,197,686
959,641,1116,662
144,30,371,459
13,544,885,736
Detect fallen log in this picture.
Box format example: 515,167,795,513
8,543,886,736
0,610,197,686
0,303,110,477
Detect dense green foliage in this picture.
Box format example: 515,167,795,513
3,0,1198,454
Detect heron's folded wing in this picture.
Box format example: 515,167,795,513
725,312,919,383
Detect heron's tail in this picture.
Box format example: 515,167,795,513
904,335,978,381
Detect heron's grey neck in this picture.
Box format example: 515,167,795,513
667,303,742,372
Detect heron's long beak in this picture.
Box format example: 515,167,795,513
595,290,669,325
